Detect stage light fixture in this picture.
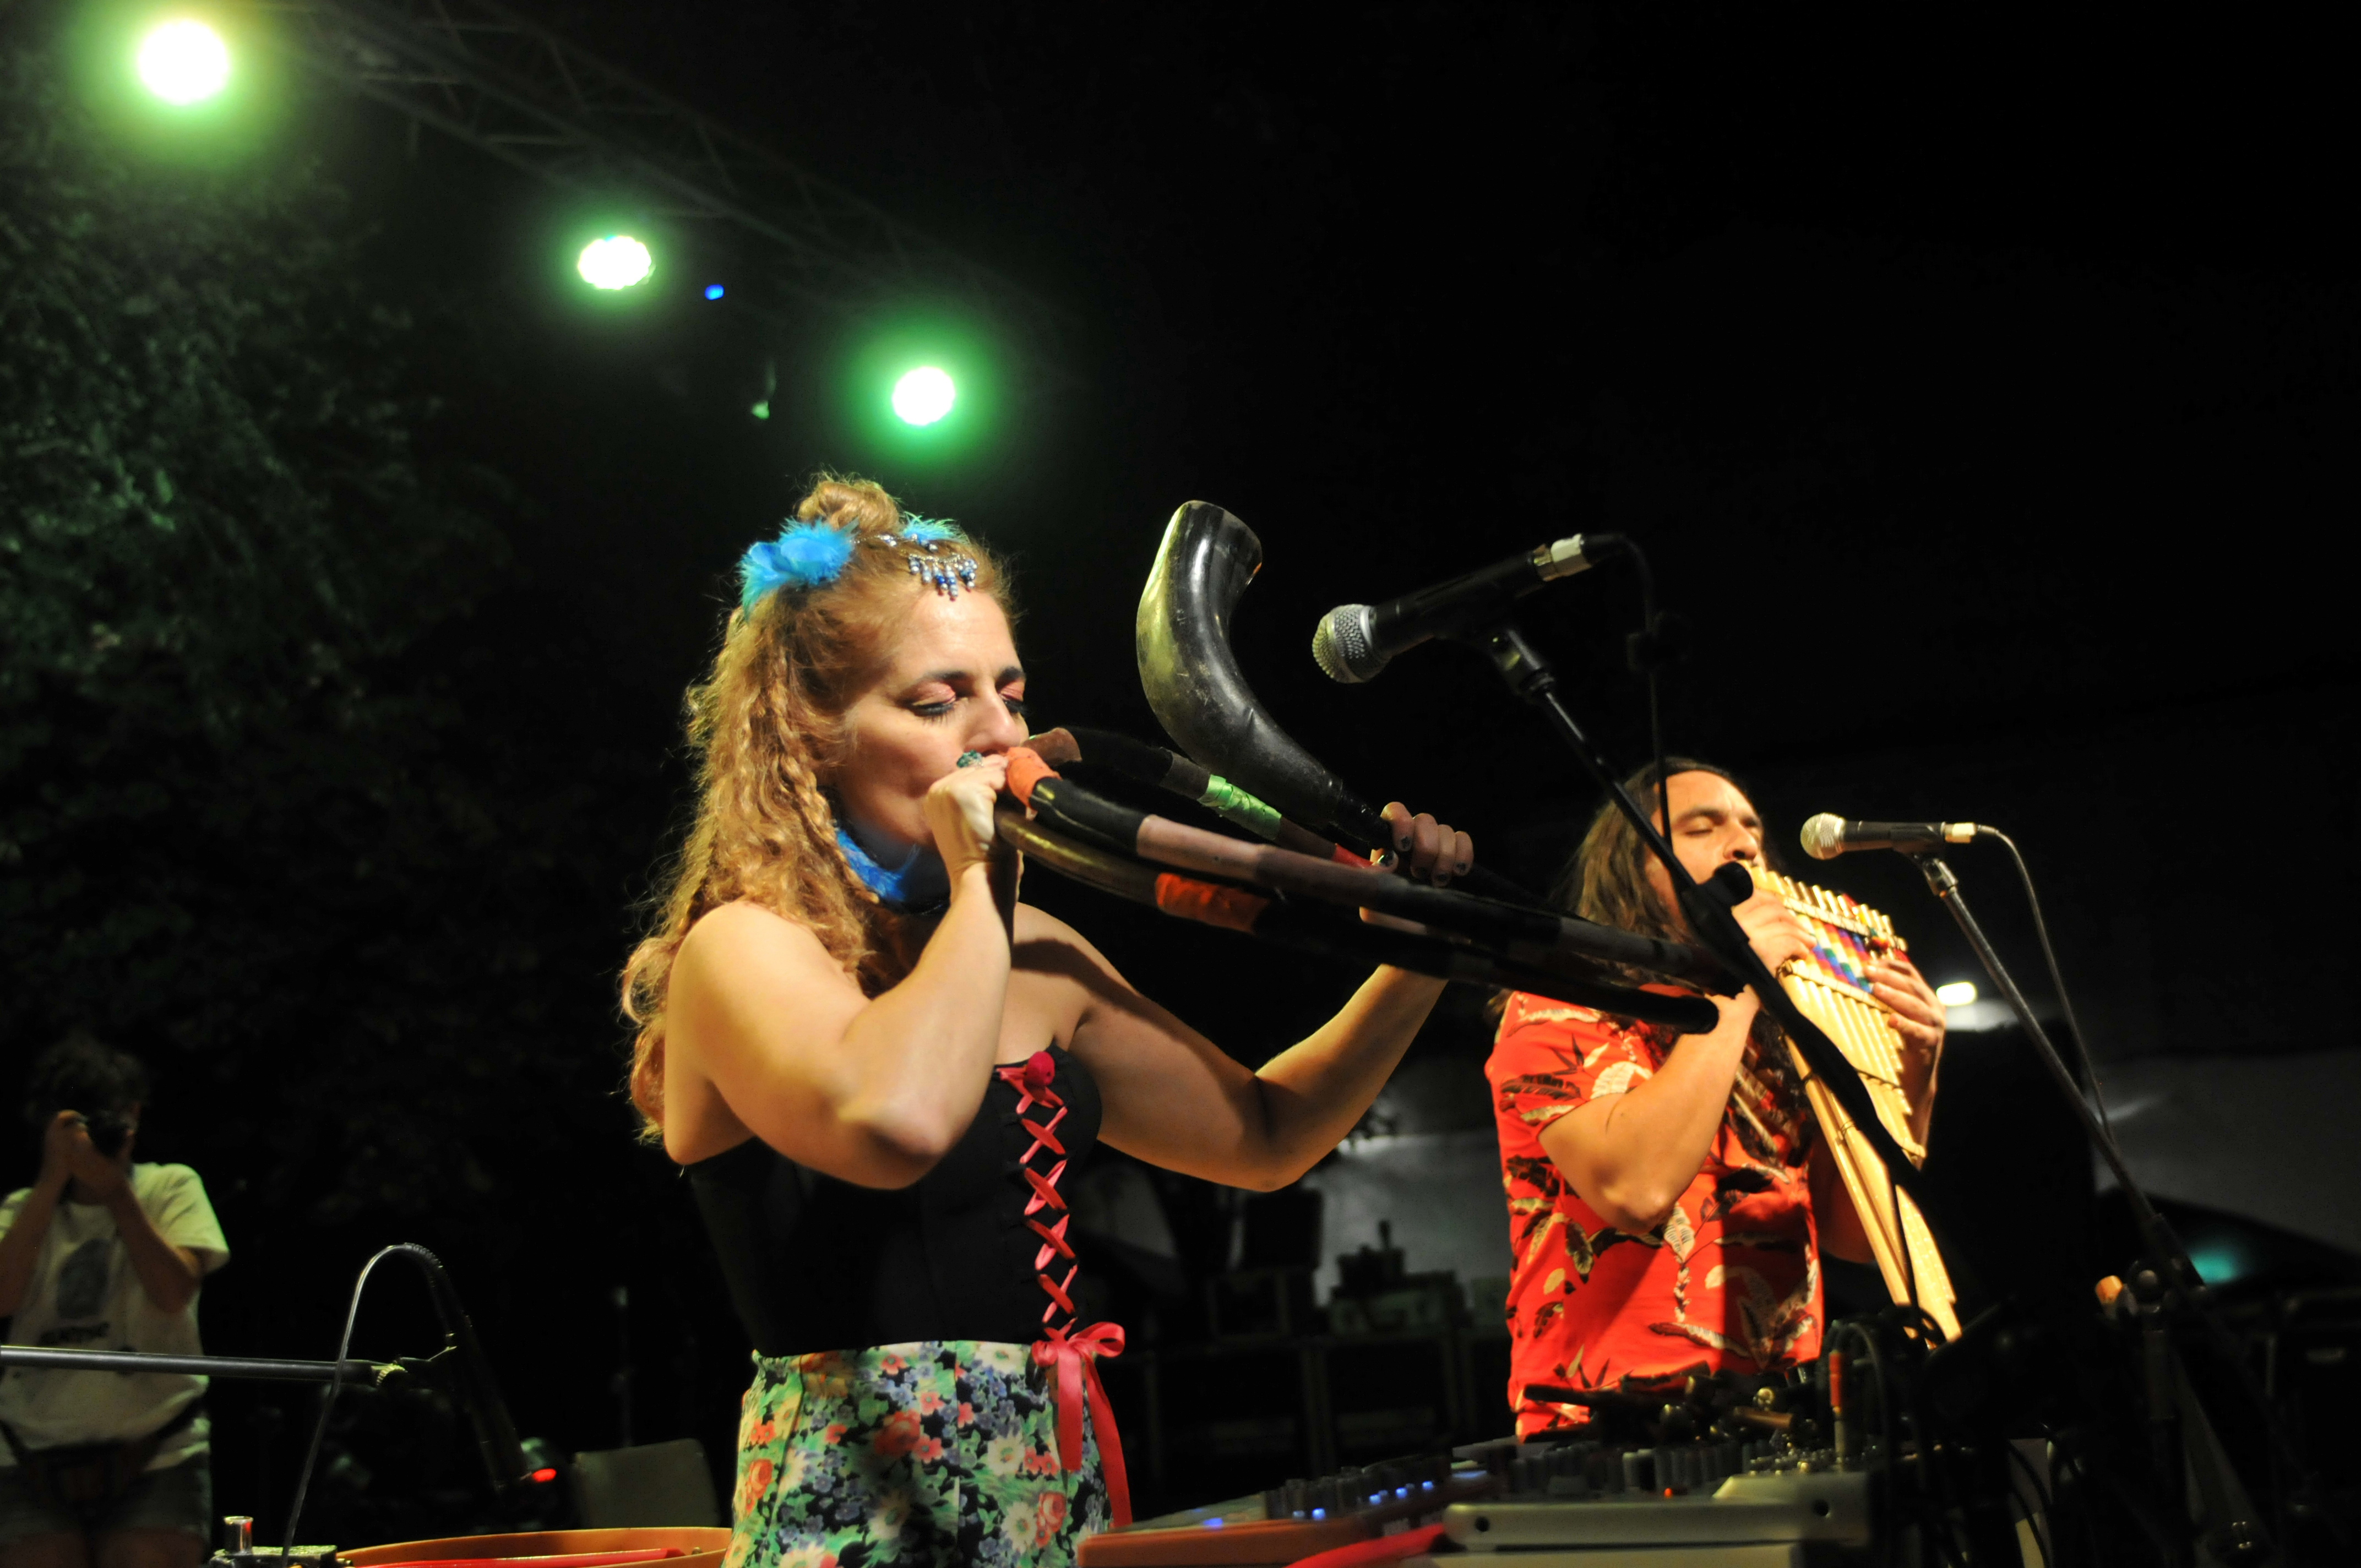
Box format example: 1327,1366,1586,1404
1935,981,1978,1008
576,235,653,290
136,18,230,105
891,366,956,426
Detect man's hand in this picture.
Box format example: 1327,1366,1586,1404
1869,954,1945,1068
42,1110,129,1199
68,1115,132,1199
37,1110,80,1197
1733,886,1814,976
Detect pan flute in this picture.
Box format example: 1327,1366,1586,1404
1751,867,1960,1341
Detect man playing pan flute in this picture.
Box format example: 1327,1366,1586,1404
1486,759,1945,1436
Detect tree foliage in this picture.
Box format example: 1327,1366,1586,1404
0,41,643,1237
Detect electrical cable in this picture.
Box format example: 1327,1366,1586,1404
279,1243,487,1552
2002,1439,2055,1568
1982,827,2111,1139
281,1246,409,1553
1885,1308,1977,1568
1611,537,1672,853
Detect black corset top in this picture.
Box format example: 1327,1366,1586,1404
686,1046,1101,1355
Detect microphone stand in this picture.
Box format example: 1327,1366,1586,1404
1910,852,2329,1562
1463,619,1984,1308
0,1346,403,1385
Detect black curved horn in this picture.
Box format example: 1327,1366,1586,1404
1135,502,1390,851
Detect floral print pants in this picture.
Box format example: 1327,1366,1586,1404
724,1342,1109,1568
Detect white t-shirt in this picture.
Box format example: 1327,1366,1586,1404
0,1163,230,1468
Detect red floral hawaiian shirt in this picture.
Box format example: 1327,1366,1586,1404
1488,990,1823,1436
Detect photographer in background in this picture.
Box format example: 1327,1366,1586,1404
0,1034,229,1568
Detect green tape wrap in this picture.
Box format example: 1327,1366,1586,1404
1198,774,1284,840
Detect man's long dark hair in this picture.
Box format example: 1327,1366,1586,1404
1551,756,1767,954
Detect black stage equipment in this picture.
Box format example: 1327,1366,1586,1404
1899,842,2335,1561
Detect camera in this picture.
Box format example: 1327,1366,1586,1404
81,1109,135,1158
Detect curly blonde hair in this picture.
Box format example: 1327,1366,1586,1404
620,475,1013,1133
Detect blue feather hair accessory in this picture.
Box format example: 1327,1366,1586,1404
737,511,980,613
738,519,857,611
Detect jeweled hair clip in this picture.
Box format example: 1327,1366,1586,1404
869,518,979,601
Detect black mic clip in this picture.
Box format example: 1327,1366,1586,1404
1625,609,1692,677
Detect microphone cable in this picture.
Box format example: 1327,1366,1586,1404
280,1242,490,1555
1579,532,1668,848
1978,827,2112,1140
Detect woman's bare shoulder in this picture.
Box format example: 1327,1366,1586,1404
675,900,840,987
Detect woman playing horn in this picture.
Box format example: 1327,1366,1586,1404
622,476,1472,1568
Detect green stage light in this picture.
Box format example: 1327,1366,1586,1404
891,366,956,426
577,235,653,290
136,18,230,105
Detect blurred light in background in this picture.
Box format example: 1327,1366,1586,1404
891,366,956,426
576,235,653,290
704,284,725,300
137,18,230,105
1936,981,1979,1008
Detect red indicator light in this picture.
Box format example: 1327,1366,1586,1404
531,1467,559,1483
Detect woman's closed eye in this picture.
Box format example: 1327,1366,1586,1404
907,691,1026,721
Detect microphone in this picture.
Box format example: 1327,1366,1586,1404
1800,815,1982,861
1312,533,1618,684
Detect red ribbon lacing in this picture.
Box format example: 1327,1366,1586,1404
998,1049,1130,1528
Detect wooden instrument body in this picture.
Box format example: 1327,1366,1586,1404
1750,868,1960,1341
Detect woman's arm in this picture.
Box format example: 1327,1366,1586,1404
1059,804,1470,1191
1059,935,1445,1191
1534,888,1815,1232
663,759,1019,1188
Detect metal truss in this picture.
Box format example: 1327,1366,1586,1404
260,0,1077,378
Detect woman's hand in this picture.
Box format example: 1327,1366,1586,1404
923,753,1009,881
1379,802,1475,888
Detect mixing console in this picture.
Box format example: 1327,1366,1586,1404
1077,1439,1872,1565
